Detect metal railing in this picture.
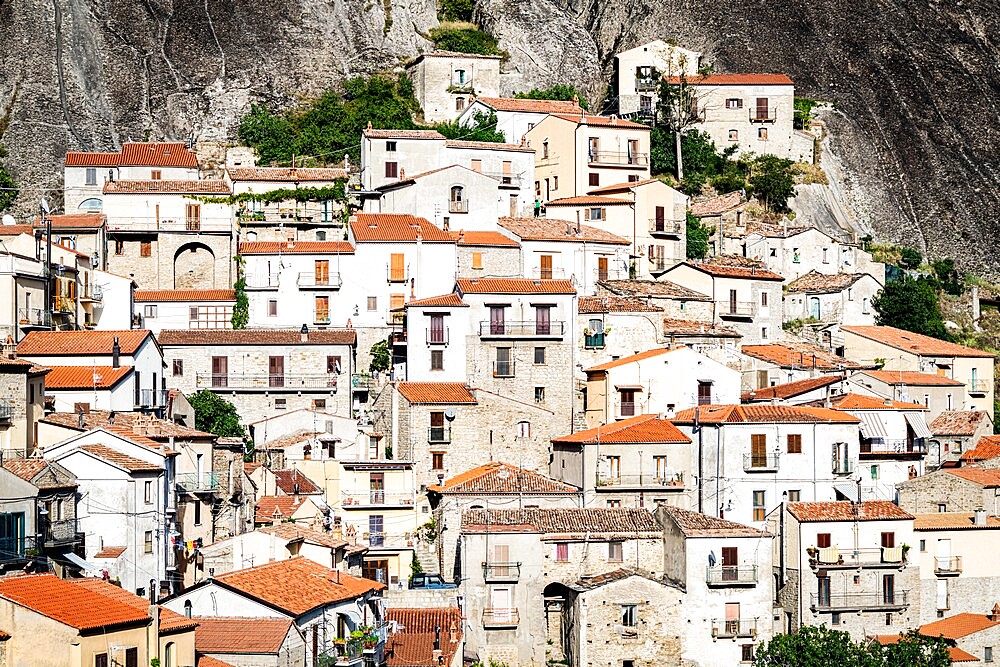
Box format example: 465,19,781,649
584,333,605,348
530,266,567,280
196,373,337,390
749,111,776,123
492,361,515,377
448,200,470,214
481,171,523,187
969,379,992,394
594,268,630,282
298,272,343,289
706,565,758,586
43,519,80,545
479,321,565,337
483,562,521,582
80,285,103,302
341,490,416,507
428,427,451,444
934,556,962,575
711,618,757,639
0,535,35,562
365,532,416,548
482,608,519,628
386,266,408,283
138,389,169,408
635,79,659,91
718,301,757,318
596,474,684,488
176,472,220,492
426,328,449,345
810,591,908,611
861,439,927,455
244,273,280,289
106,217,233,233
0,448,24,459
17,308,52,328
810,546,906,568
588,151,649,167
833,460,855,475
351,374,377,392
649,219,683,235
0,406,13,423
743,453,780,471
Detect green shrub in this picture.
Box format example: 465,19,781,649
793,97,818,130
515,84,588,110
429,26,503,56
899,247,923,269
438,0,473,21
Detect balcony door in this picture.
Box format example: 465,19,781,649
588,137,599,161
539,255,553,280
429,314,445,344
369,473,385,504
490,586,513,619
185,203,201,231
598,257,609,282
369,515,384,547
751,434,767,468
430,411,445,443
268,356,284,387
654,206,665,232
492,544,510,577
698,381,712,406
535,306,551,335
755,97,769,121
817,576,831,607
490,306,506,335
721,547,738,581
620,389,636,417
936,539,951,571
315,260,329,286
882,574,895,605
729,289,738,314
211,356,228,387
724,602,740,635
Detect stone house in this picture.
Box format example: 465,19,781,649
254,495,329,528
928,411,994,466
614,40,702,117
194,615,308,667
134,288,236,334
158,327,356,423
448,230,522,278
773,501,919,640
385,607,464,667
401,292,470,383
848,370,968,423
551,414,692,508
199,523,353,578
30,213,108,269
63,141,200,212
458,96,583,143
659,258,784,345
657,505,774,666
742,374,848,406
102,179,234,290
692,191,746,254
784,271,881,327
581,345,741,427
405,51,502,123
660,318,744,365
671,404,862,526
587,178,689,267
575,295,665,370
897,467,1000,515
0,357,47,457
595,279,715,322
526,113,651,200
911,609,1000,664
740,226,883,284
841,325,996,412
740,341,866,390
1,459,80,575
459,507,663,667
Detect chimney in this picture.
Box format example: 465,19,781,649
991,603,1000,622
975,508,987,526
301,324,309,343
434,625,441,651
112,337,121,369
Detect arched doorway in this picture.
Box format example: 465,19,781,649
174,242,216,289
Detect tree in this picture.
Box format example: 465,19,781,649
429,26,503,56
655,73,702,180
930,258,963,295
438,0,473,21
794,97,818,130
879,631,951,666
0,164,16,212
899,247,923,269
686,210,711,259
755,626,950,667
189,391,248,440
369,339,391,373
434,110,506,143
747,154,795,211
872,275,950,340
515,84,589,110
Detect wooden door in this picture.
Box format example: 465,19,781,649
185,204,201,231
535,306,551,335
722,546,738,581
598,257,609,281
539,255,553,280
315,260,329,286
756,97,769,121
268,356,284,387
729,289,737,314
490,306,505,335
390,253,405,282
211,356,227,387
654,205,665,232
370,472,385,504
493,544,510,577
430,411,445,442
430,314,445,343
751,434,767,467
698,381,712,405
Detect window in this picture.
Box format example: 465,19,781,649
534,347,546,365
938,503,947,512
432,452,445,470
385,161,398,178
268,299,278,317
491,305,507,334
881,532,895,548
607,499,621,508
620,389,636,417
535,180,541,196
863,297,871,313
589,173,600,187
275,398,287,410
140,241,152,257
726,98,743,109
144,305,157,318
871,464,880,479
429,314,445,343
552,176,559,190
556,542,569,561
315,296,330,322
367,296,377,311
151,169,162,180
752,490,766,521
831,612,841,626
883,574,895,604
758,127,768,141
786,490,800,502
787,434,802,454
144,481,152,504
761,292,769,307
822,247,829,263
534,387,545,403
985,647,993,663
194,499,202,525
495,347,513,376
390,253,405,282
144,530,153,554
741,645,754,663
85,167,97,185
697,381,712,406
608,542,623,562
535,305,551,333
920,539,926,552
542,141,549,159
430,350,444,371
607,455,621,479
587,207,605,221
728,129,739,141
189,305,233,329
115,239,125,255
455,97,465,111
95,654,108,667
313,399,326,409
761,327,769,340
620,604,637,627
386,141,397,152
472,252,483,269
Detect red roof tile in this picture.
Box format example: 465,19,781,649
860,370,965,387
257,523,348,549
158,329,355,346
680,260,784,281
103,180,230,194
386,608,463,667
871,637,979,663
134,289,236,302
17,330,153,356
548,113,649,129
578,296,663,314
586,178,662,194
961,436,1000,462
428,462,579,494
0,574,150,631
238,241,355,255
586,347,678,371
445,139,535,153
662,318,741,337
79,444,164,473
362,129,445,139
351,214,454,243
786,271,869,294
447,230,520,247
44,365,132,390
194,616,294,653
94,546,127,558
272,469,323,495
199,657,239,667
930,411,991,435
672,404,860,424
742,343,863,370
475,97,582,114
403,293,468,308
913,512,1000,530
31,213,106,229
65,142,198,168
214,556,385,616
920,613,999,640
599,280,711,300
843,326,995,358
226,167,348,182
260,431,323,451
2,459,76,489
456,277,576,294
543,195,633,207
660,506,766,537
827,393,927,411
462,508,660,534
397,382,477,404
945,468,1000,487
689,191,744,217
409,50,502,61
552,414,691,444
254,495,314,523
498,217,630,244
42,410,213,439
665,73,794,86
742,375,845,401
786,501,913,522
71,579,196,633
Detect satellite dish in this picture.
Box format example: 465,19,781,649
1,215,15,226
39,198,50,215
444,408,457,421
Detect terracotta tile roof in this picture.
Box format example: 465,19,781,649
462,508,660,534
569,568,647,591
362,129,445,139
0,574,150,631
0,357,50,375
498,217,630,245
404,293,468,308
71,579,196,633
254,495,313,522
386,608,463,667
257,524,348,549
272,469,323,495
548,113,650,129
445,139,535,152
827,393,927,411
94,546,127,558
158,329,356,346
931,411,991,435
920,613,999,640
428,462,579,494
214,556,385,616
456,277,576,294
226,167,348,181
244,461,263,475
238,241,355,254
741,342,864,371
17,329,152,356
134,289,236,302
351,214,454,243
42,411,214,439
65,142,198,168
598,279,710,300
742,375,845,401
409,50,503,61
945,468,1000,487
662,318,741,337
44,365,132,390
2,459,76,489
586,178,661,195
103,179,230,194
842,326,996,358
660,506,766,537
543,195,633,207
665,73,794,86
199,656,239,667
447,230,520,247
786,271,868,294
194,616,294,653
261,431,323,451
586,347,675,371
689,191,744,217
396,382,477,404
859,370,965,387
961,436,1000,462
913,512,1000,530
679,259,784,281
552,414,691,444
578,296,663,314
475,97,582,114
31,213,106,229
672,404,860,424
871,637,979,663
79,444,164,473
786,501,913,522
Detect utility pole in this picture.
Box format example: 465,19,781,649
40,199,52,329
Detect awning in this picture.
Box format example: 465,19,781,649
62,552,100,574
833,483,859,502
857,412,888,438
904,412,933,438
614,385,644,391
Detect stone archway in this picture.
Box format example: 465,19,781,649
174,242,216,289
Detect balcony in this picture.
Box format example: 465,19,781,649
530,266,567,280
426,328,449,346
0,535,36,563
808,546,907,569
428,426,451,444
79,285,103,303
106,216,232,233
341,490,416,507
244,273,280,290
743,453,780,472
138,388,169,408
42,519,80,547
711,618,757,639
969,379,992,396
749,112,776,123
482,608,519,628
492,361,515,378
810,591,908,612
0,406,12,424
860,439,926,458
594,267,630,283
479,321,565,338
53,296,75,314
934,556,962,576
482,562,521,582
297,272,343,289
584,333,605,349
351,374,377,393
706,565,758,587
448,79,475,93
833,459,855,475
448,200,469,214
649,257,668,273
596,474,685,489
635,79,659,92
365,532,417,549
481,171,523,188
717,301,756,319
18,308,52,330
195,373,338,391
333,642,364,667
588,151,650,168
387,266,408,283
649,219,683,236
176,472,220,493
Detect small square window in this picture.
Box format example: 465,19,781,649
432,452,445,470
140,241,152,257
367,296,378,311
144,305,157,318
275,398,287,410
386,141,397,152
534,387,545,403
588,173,600,187
938,503,947,512
728,129,739,141
831,612,841,626
385,161,398,178
786,490,800,502
316,231,327,241
620,604,637,627
172,359,183,377
741,645,754,663
151,169,162,180
268,300,278,317
313,399,326,409
430,350,444,371
758,127,768,141
533,347,546,365
556,542,569,561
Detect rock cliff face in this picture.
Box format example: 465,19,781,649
3,0,1000,271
